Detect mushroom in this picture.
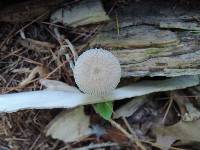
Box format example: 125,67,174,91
0,46,199,112
73,48,121,97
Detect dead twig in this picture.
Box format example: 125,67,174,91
29,134,41,150
122,117,147,150
74,142,121,150
162,93,174,123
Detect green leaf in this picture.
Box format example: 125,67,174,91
93,101,113,120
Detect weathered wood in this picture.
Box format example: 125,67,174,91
90,25,178,48
0,0,110,26
159,21,200,31
111,41,200,77
102,0,200,30
51,0,110,27
90,1,200,77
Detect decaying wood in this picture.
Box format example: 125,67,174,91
112,41,200,77
102,0,200,30
50,0,110,27
1,1,200,77
90,1,200,77
91,26,200,77
90,25,178,48
159,21,200,31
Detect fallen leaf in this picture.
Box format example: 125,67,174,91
154,119,200,142
45,107,92,143
19,66,48,87
18,38,56,53
156,135,176,150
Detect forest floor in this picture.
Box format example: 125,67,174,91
0,0,200,149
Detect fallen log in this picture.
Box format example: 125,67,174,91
90,1,200,77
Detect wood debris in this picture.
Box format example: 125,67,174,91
51,0,110,27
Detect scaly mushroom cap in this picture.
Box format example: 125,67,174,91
73,48,121,97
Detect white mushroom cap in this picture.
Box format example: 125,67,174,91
73,48,121,97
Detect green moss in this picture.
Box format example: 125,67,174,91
144,48,162,56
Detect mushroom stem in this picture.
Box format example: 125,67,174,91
0,90,100,113
0,75,198,113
